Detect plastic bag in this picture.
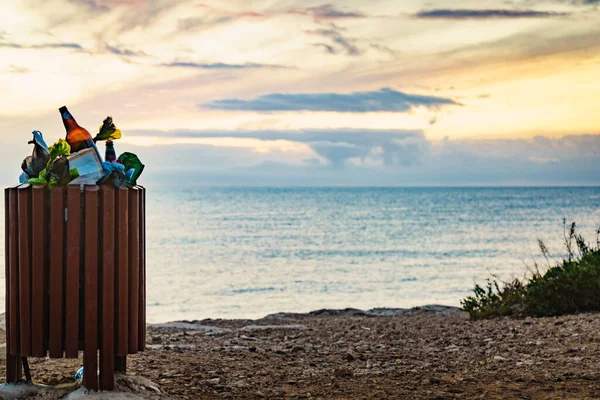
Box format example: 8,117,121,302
21,131,50,178
19,172,30,184
93,116,121,142
98,161,126,187
47,156,72,185
117,152,144,185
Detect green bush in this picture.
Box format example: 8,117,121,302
462,221,600,320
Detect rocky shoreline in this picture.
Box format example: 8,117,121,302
2,306,600,399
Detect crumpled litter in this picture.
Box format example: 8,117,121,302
98,161,126,187
93,116,122,142
28,139,79,186
117,152,144,186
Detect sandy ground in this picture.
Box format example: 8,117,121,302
2,306,600,399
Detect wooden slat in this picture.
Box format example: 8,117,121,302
83,186,99,391
5,187,18,383
48,186,65,358
127,188,139,354
116,187,129,356
65,186,81,358
4,188,10,356
31,185,46,357
8,187,19,356
18,185,31,357
100,186,115,391
138,186,146,351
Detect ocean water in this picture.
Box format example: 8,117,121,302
1,187,599,322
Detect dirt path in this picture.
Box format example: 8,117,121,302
2,307,600,399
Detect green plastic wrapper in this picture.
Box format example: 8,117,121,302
28,169,47,185
93,116,122,142
117,152,144,185
48,139,71,163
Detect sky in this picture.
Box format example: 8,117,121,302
0,0,599,186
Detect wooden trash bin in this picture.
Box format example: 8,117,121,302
4,184,146,391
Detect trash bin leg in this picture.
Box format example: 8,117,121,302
6,354,21,383
115,355,127,373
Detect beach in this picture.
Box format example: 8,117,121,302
2,306,600,399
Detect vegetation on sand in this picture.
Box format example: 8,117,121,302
462,220,600,320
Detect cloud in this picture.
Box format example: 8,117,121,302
7,65,29,73
0,42,83,50
105,44,146,56
69,0,109,12
177,16,232,31
203,88,458,112
415,9,569,19
306,25,361,56
292,4,366,19
36,43,83,49
369,43,399,58
128,128,426,167
161,62,290,70
176,5,265,32
313,43,337,54
114,130,600,186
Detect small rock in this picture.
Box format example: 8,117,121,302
333,368,353,378
240,324,306,332
208,378,221,386
248,346,257,353
0,382,39,399
240,335,261,342
582,374,596,381
291,346,304,353
554,376,563,382
493,356,506,362
344,353,355,362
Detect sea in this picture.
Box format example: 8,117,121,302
1,187,599,323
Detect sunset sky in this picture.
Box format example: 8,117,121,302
1,0,599,185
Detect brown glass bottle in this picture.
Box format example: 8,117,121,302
59,106,102,161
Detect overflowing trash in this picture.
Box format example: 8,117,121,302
19,106,144,187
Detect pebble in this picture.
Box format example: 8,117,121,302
334,368,353,378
